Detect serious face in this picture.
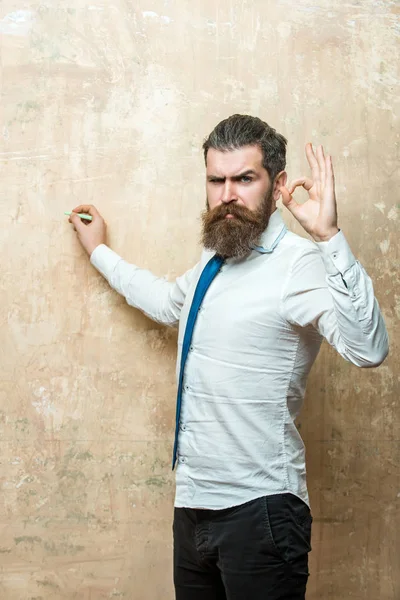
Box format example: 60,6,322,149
201,145,278,258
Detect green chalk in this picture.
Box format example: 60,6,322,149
64,211,93,221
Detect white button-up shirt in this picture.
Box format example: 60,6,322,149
90,209,389,510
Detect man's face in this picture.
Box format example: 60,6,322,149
201,145,279,258
206,145,272,214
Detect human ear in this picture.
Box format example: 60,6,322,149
273,171,287,200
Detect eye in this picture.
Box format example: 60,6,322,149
241,175,253,183
209,178,224,185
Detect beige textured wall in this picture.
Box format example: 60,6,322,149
0,1,398,598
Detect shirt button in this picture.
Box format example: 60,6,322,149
184,385,190,392
332,252,338,260
180,424,187,431
190,345,194,352
179,456,186,464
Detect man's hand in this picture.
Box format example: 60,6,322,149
280,144,339,242
68,204,107,257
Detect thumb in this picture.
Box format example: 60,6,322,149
280,186,300,218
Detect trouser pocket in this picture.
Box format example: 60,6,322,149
262,493,312,573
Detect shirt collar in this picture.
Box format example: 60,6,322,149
251,209,288,254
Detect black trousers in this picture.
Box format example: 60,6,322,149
173,493,312,600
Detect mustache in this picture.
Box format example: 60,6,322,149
202,202,261,227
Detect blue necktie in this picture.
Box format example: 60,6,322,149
172,254,224,470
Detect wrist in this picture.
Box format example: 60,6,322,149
87,242,103,258
312,228,340,243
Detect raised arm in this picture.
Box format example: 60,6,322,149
282,239,389,368
68,204,198,326
280,145,388,367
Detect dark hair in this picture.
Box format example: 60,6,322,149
203,114,287,182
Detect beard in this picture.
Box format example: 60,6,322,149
200,188,274,259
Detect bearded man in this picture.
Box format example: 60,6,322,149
68,114,388,600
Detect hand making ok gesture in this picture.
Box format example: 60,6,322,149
280,143,340,242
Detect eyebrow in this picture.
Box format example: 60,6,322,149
207,169,258,181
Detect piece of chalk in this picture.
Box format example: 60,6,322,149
64,211,93,221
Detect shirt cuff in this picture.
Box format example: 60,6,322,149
90,244,123,280
315,230,357,275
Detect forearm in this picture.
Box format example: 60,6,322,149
316,232,389,367
283,233,389,368
90,244,184,326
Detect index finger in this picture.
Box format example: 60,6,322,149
305,143,320,183
71,204,101,218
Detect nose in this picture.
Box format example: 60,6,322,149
221,181,238,204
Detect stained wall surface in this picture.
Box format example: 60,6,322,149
0,1,399,598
